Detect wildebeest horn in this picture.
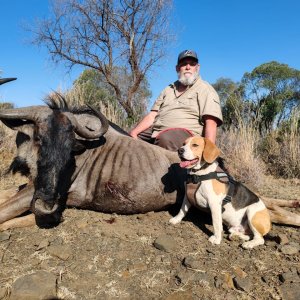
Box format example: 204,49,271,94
0,106,52,122
87,105,109,135
0,78,17,85
63,112,107,139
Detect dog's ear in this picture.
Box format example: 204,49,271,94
203,138,220,163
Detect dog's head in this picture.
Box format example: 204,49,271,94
178,136,221,169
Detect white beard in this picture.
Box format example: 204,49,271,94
178,72,198,86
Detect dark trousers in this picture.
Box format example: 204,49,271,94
138,128,193,151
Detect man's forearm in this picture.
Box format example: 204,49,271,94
129,111,158,138
203,116,218,143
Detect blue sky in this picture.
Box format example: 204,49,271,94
1,0,300,108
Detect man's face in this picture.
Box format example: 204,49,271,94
176,58,200,86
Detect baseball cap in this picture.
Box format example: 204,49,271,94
177,50,198,64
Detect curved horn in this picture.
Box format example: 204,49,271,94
0,106,52,122
87,105,109,136
64,106,109,139
0,78,17,85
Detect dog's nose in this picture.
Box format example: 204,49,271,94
178,147,184,156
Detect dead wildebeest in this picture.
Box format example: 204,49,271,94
0,94,299,230
0,95,186,229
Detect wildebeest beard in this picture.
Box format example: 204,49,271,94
31,112,76,227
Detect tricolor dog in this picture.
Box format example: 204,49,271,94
169,136,271,249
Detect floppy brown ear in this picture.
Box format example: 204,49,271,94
203,138,220,163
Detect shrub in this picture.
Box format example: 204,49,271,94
260,110,300,178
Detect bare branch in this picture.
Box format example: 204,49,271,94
30,0,174,119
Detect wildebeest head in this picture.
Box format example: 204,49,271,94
0,94,109,223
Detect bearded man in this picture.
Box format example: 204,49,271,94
129,50,223,151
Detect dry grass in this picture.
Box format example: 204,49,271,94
0,124,26,190
63,85,129,130
218,123,266,189
260,111,300,178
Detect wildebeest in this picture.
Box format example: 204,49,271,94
0,94,299,229
0,95,186,228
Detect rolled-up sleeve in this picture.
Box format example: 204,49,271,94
201,91,223,126
151,89,166,111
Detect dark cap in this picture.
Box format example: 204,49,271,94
177,50,198,64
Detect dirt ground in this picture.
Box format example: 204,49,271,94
0,174,300,299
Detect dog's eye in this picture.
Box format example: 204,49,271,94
192,144,199,147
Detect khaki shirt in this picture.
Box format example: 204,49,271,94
151,76,223,137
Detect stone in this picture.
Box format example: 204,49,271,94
214,273,234,290
0,232,10,242
36,238,49,250
280,245,299,255
233,266,248,278
10,271,57,300
175,271,192,285
183,256,203,270
233,277,252,292
279,270,300,283
280,282,300,300
222,272,235,290
153,235,177,253
47,245,72,260
278,233,289,245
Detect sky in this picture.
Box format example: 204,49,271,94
0,0,300,108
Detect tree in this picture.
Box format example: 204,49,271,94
66,68,151,127
31,0,173,120
213,77,246,129
241,61,300,134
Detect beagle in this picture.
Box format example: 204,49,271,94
169,136,271,249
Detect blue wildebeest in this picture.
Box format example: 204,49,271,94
0,95,299,229
0,95,186,228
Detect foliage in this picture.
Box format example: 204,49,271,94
241,61,300,133
0,102,14,110
259,109,300,178
213,78,245,129
73,68,151,123
31,0,173,120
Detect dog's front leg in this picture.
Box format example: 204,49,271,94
208,201,223,245
169,196,191,225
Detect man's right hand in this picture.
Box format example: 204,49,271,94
129,130,138,139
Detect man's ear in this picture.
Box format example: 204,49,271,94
202,138,220,163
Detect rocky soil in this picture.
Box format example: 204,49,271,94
0,177,299,300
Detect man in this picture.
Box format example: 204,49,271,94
129,50,223,151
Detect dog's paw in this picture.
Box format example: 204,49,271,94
242,238,264,249
208,235,221,245
229,232,250,241
169,217,181,225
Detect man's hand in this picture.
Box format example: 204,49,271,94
129,130,139,139
128,111,158,139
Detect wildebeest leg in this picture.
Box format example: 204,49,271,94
0,186,19,205
0,184,33,224
0,214,35,231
